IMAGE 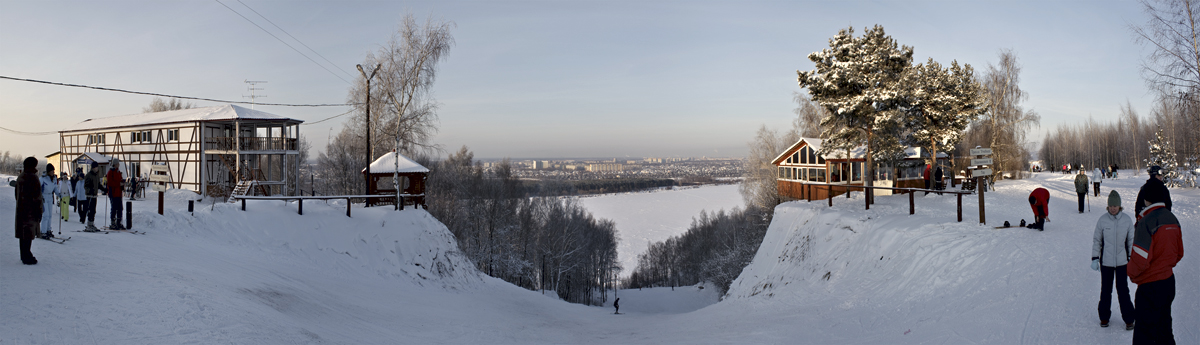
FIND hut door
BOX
[874,166,894,196]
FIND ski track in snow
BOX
[0,171,1195,344]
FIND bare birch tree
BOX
[973,50,1040,176]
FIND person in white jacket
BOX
[57,172,72,221]
[74,170,87,223]
[1091,167,1104,197]
[38,164,60,237]
[1091,190,1136,330]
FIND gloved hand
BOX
[1091,259,1100,271]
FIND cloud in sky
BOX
[0,0,1153,159]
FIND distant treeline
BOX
[426,147,619,306]
[0,151,28,175]
[623,205,771,295]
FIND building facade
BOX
[58,104,303,197]
[773,138,949,201]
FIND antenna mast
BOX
[243,80,268,109]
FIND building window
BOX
[794,152,800,165]
[168,129,179,141]
[851,162,863,182]
[809,168,826,182]
[778,167,785,179]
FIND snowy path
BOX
[1,171,1195,344]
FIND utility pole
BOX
[357,64,381,206]
[243,80,268,109]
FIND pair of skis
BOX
[39,234,70,244]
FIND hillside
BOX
[1,171,1195,344]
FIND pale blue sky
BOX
[0,0,1153,159]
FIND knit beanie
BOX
[23,157,38,170]
[1108,190,1121,207]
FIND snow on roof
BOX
[364,151,429,174]
[774,137,949,164]
[75,152,111,164]
[60,104,302,132]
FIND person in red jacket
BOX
[1027,187,1049,231]
[1128,181,1183,345]
[105,162,125,230]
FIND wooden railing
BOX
[791,182,975,222]
[205,137,297,151]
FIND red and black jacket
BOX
[1128,203,1184,285]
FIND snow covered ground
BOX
[1,171,1195,344]
[577,184,745,275]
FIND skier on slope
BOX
[14,157,43,265]
[1134,166,1172,218]
[1092,190,1135,330]
[1128,181,1183,344]
[1074,169,1089,214]
[39,164,60,238]
[83,162,102,231]
[105,161,125,230]
[1027,187,1049,231]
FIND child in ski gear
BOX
[15,157,42,265]
[1129,181,1183,344]
[1134,166,1172,217]
[58,173,71,221]
[1074,170,1089,213]
[84,162,102,230]
[1027,188,1049,230]
[74,171,86,222]
[1091,167,1103,197]
[1092,190,1135,330]
[39,164,59,237]
[105,162,125,230]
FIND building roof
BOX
[60,104,303,132]
[74,152,112,164]
[363,151,429,174]
[773,137,948,164]
[771,137,824,164]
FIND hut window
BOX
[851,162,863,182]
[778,167,785,178]
[168,129,179,141]
[792,152,799,164]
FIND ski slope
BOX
[1,171,1195,344]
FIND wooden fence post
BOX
[957,193,963,222]
[241,198,246,211]
[298,198,303,215]
[864,186,870,210]
[909,189,915,215]
[346,198,351,217]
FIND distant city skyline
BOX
[1,1,1155,160]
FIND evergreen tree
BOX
[1145,126,1181,187]
[901,58,986,168]
[798,25,913,199]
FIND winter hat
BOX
[23,157,38,170]
[1142,180,1170,204]
[46,163,54,172]
[90,162,98,169]
[1108,190,1121,207]
[1148,165,1162,176]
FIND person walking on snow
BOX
[1092,190,1135,330]
[73,170,86,222]
[1091,167,1104,197]
[58,172,71,221]
[38,164,59,237]
[1027,187,1050,231]
[105,161,125,230]
[614,298,620,314]
[1074,169,1089,214]
[1128,181,1183,345]
[14,157,43,265]
[83,162,102,231]
[1134,166,1172,217]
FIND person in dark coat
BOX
[1027,187,1050,231]
[105,162,124,230]
[1074,170,1089,214]
[1134,166,1172,217]
[14,157,43,265]
[83,162,102,230]
[933,166,944,191]
[613,298,620,314]
[1128,181,1184,344]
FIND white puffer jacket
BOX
[1092,210,1134,267]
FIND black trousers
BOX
[1133,275,1175,345]
[1078,193,1086,213]
[1099,265,1135,324]
[85,197,97,223]
[1093,182,1101,196]
[19,237,33,261]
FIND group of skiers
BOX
[13,157,129,265]
[1028,165,1182,343]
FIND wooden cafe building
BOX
[772,138,949,201]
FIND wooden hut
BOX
[362,151,429,207]
[773,138,949,201]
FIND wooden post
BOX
[978,177,985,225]
[400,196,405,210]
[828,185,833,207]
[957,193,963,222]
[864,186,870,210]
[298,198,303,215]
[126,201,132,230]
[241,198,246,211]
[909,190,915,215]
[158,191,164,215]
[346,198,351,217]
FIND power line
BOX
[214,0,352,84]
[0,126,56,136]
[234,0,356,80]
[0,75,351,107]
[301,109,356,126]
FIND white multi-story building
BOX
[57,104,304,197]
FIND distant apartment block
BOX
[586,163,624,173]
